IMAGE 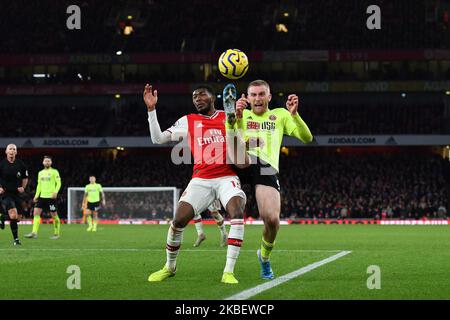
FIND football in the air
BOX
[218,49,249,80]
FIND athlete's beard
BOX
[198,103,214,116]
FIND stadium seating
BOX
[19,150,449,220]
[0,101,446,137]
[0,0,449,54]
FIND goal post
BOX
[67,187,179,224]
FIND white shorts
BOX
[208,199,222,212]
[179,176,246,215]
[194,199,222,221]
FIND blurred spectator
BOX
[438,205,447,218]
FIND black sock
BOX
[10,219,18,240]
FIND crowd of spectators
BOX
[3,61,450,86]
[0,100,446,137]
[12,150,450,221]
[0,0,449,54]
[277,152,450,220]
[0,105,110,137]
[19,151,191,220]
[305,103,446,135]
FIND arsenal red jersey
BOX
[166,110,236,179]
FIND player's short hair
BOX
[248,80,270,91]
[89,174,96,178]
[193,84,215,97]
[43,155,52,160]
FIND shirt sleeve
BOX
[282,109,298,136]
[21,161,29,179]
[166,116,188,141]
[54,170,62,193]
[148,111,182,144]
[236,109,250,131]
[282,109,313,143]
[34,172,41,199]
[98,184,103,192]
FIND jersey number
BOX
[231,180,241,189]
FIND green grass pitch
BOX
[0,224,449,300]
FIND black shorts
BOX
[87,202,101,212]
[35,198,58,213]
[1,193,23,212]
[235,155,281,192]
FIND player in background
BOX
[81,208,88,224]
[25,156,62,240]
[193,199,228,247]
[82,175,105,232]
[144,84,249,284]
[0,144,29,245]
[228,79,313,279]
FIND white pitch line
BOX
[225,250,352,300]
[0,248,343,253]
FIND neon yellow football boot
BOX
[148,265,176,282]
[221,272,239,284]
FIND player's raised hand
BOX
[143,84,158,111]
[236,93,248,119]
[286,94,299,115]
[0,187,4,194]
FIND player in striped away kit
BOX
[144,84,249,284]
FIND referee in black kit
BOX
[0,144,28,245]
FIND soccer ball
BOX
[218,49,249,80]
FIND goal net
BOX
[67,187,179,224]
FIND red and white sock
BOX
[224,219,244,273]
[165,222,184,271]
[194,217,204,236]
[214,213,227,234]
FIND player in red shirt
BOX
[144,84,248,284]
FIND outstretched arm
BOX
[285,94,313,143]
[148,111,172,144]
[143,84,172,144]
